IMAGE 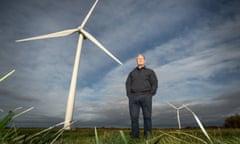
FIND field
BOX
[14,127,240,144]
[1,110,240,143]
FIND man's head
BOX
[136,54,145,68]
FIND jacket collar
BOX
[136,66,146,70]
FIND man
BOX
[125,54,158,138]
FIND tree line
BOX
[224,114,240,128]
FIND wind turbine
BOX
[16,0,122,130]
[167,102,186,129]
[168,103,213,143]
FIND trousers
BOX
[128,95,152,138]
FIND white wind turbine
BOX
[167,102,186,129]
[16,0,122,130]
[168,103,213,143]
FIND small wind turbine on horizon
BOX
[16,0,122,130]
[167,103,213,143]
[167,102,187,129]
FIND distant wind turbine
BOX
[16,0,122,130]
[167,102,186,129]
[168,103,213,143]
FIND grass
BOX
[1,110,240,143]
[10,127,240,144]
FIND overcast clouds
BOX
[0,0,240,128]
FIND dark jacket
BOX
[126,66,158,97]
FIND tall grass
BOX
[90,128,240,144]
[1,111,240,144]
[1,69,65,143]
[0,108,65,144]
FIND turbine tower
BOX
[16,0,122,130]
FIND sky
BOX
[0,0,240,128]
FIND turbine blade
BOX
[16,28,78,42]
[81,29,122,65]
[167,102,178,109]
[80,0,99,28]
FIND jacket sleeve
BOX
[150,70,158,96]
[125,73,132,96]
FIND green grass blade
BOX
[183,105,213,144]
[0,111,14,132]
[25,121,64,141]
[158,130,189,144]
[12,134,25,143]
[0,69,15,83]
[12,107,34,119]
[174,131,208,144]
[120,130,128,144]
[148,135,163,144]
[50,128,65,144]
[94,127,99,144]
[1,127,16,140]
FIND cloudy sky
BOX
[0,0,240,128]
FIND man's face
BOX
[136,55,145,67]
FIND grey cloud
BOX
[0,88,39,102]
